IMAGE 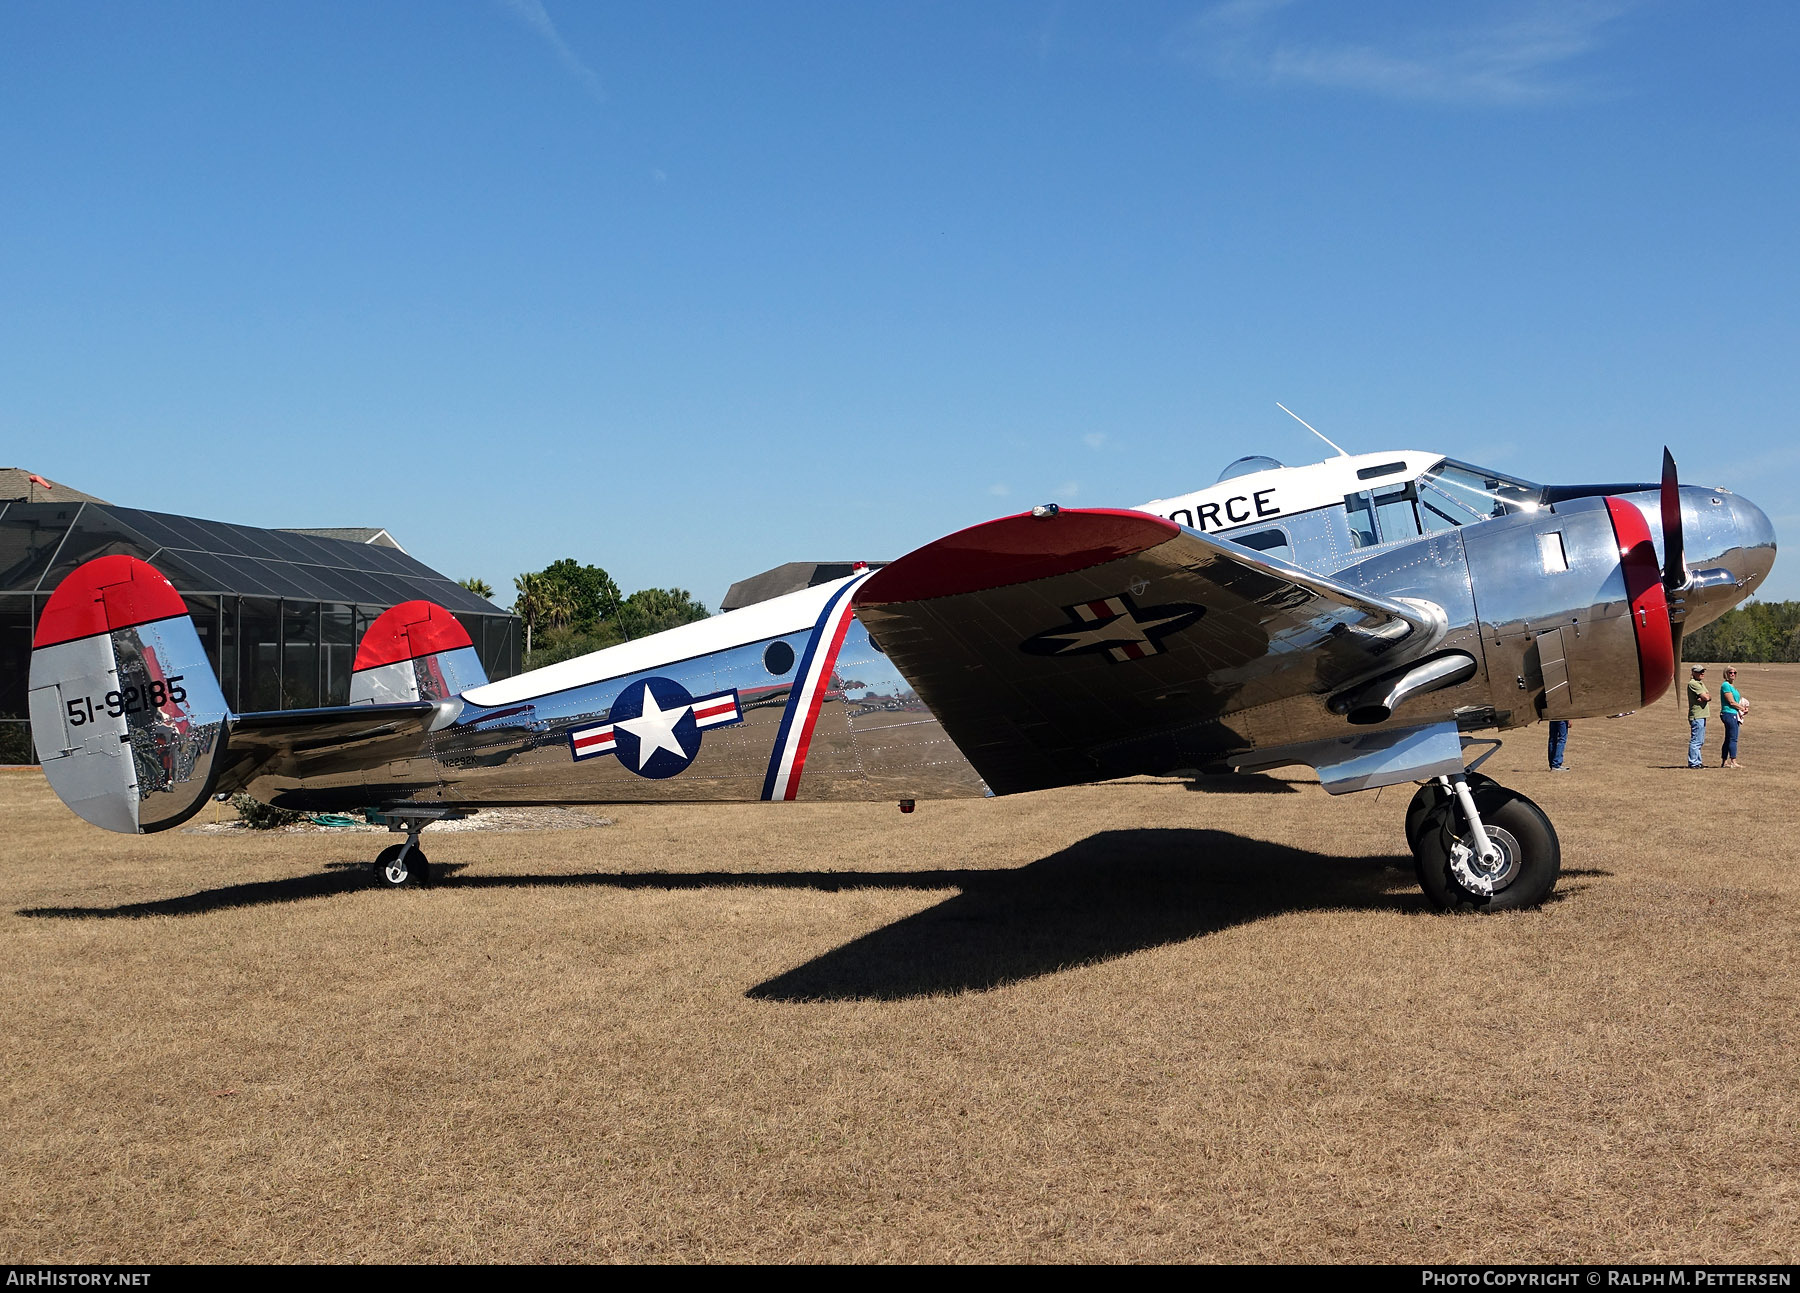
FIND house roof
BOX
[720,561,887,612]
[279,527,405,551]
[0,469,108,505]
[0,499,499,614]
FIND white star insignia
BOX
[615,689,692,769]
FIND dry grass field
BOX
[2,668,1798,1263]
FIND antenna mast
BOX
[1276,403,1350,458]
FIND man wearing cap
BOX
[1686,665,1711,770]
[1719,666,1749,768]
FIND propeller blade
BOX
[1660,446,1686,592]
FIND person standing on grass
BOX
[1719,666,1749,768]
[1686,664,1711,769]
[1547,719,1570,771]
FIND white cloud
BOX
[498,0,605,101]
[1177,0,1631,106]
[988,482,1012,496]
[1054,480,1081,500]
[1083,432,1108,451]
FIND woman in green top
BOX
[1719,666,1748,768]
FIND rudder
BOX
[27,555,232,833]
[349,601,488,704]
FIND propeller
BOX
[1660,447,1686,594]
[1660,446,1688,665]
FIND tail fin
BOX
[349,601,488,704]
[27,555,231,833]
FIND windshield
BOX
[1417,459,1543,526]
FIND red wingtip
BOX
[32,555,190,649]
[352,600,472,672]
[855,508,1180,604]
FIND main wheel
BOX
[1404,772,1497,856]
[373,843,431,888]
[1415,781,1559,911]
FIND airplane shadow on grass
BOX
[20,829,1447,1000]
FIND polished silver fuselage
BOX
[230,483,1774,813]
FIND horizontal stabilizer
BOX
[211,702,440,800]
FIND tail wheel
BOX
[373,843,431,889]
[1404,772,1497,857]
[1415,781,1560,912]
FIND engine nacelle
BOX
[1463,496,1673,727]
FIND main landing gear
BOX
[1404,772,1560,911]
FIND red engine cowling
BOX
[1604,497,1675,707]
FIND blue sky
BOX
[4,1,1797,605]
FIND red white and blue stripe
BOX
[760,572,873,801]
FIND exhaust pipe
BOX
[1329,651,1478,726]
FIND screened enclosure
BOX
[0,500,519,763]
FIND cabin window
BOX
[1373,485,1422,543]
[1234,527,1293,564]
[1344,493,1378,549]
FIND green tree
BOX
[616,587,710,639]
[458,577,495,601]
[536,558,624,632]
[1682,601,1800,664]
[521,623,623,668]
[515,571,584,664]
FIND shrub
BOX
[0,723,34,765]
[231,794,307,830]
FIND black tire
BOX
[1415,781,1560,912]
[373,842,430,889]
[1404,772,1497,857]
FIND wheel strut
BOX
[1440,772,1501,895]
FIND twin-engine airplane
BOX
[27,446,1774,911]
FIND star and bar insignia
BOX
[1020,593,1205,663]
[569,677,743,779]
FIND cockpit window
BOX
[1418,460,1542,525]
[1373,484,1421,542]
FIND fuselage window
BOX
[1233,527,1293,564]
[1356,461,1408,481]
[1344,493,1378,549]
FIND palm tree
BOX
[541,583,578,631]
[513,573,547,658]
[514,573,579,661]
[458,577,495,601]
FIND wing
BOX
[851,508,1443,794]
